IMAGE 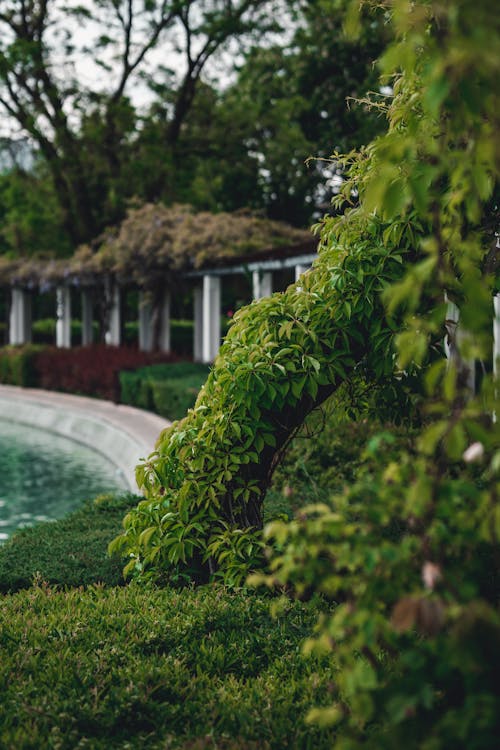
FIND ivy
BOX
[110,7,499,744]
[110,221,411,580]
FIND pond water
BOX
[0,418,127,542]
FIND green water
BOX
[0,418,127,541]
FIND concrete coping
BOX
[0,385,169,492]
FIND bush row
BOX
[30,317,196,353]
[119,362,210,421]
[0,344,180,401]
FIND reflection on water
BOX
[0,418,127,541]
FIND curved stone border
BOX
[0,385,169,492]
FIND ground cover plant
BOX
[0,583,338,750]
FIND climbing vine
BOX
[111,0,499,605]
[109,221,413,583]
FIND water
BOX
[0,418,127,541]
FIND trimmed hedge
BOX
[0,494,139,593]
[32,317,100,345]
[120,362,210,420]
[0,344,180,400]
[0,582,336,749]
[0,344,44,386]
[125,318,195,354]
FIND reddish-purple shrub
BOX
[33,345,181,401]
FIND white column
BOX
[158,290,171,352]
[445,299,475,392]
[193,285,203,362]
[105,283,121,346]
[295,264,309,282]
[56,286,71,348]
[9,288,32,345]
[252,270,272,299]
[202,274,221,363]
[138,292,153,352]
[81,289,93,346]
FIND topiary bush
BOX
[0,493,139,593]
[119,362,209,419]
[110,229,407,583]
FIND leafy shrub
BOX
[0,583,337,749]
[33,344,179,400]
[253,425,500,748]
[111,218,407,581]
[119,362,210,420]
[171,318,195,355]
[110,1,498,747]
[249,0,500,747]
[149,376,207,421]
[267,389,415,515]
[0,493,139,592]
[0,344,45,386]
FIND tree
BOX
[111,0,499,743]
[0,164,71,257]
[165,0,389,224]
[221,0,389,224]
[0,0,280,247]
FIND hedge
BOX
[0,493,139,593]
[119,362,210,420]
[0,582,337,749]
[0,344,180,400]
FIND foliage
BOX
[248,0,500,746]
[124,319,194,354]
[253,429,500,748]
[0,202,312,290]
[0,343,44,386]
[111,0,499,745]
[0,494,139,593]
[267,394,415,515]
[110,223,407,581]
[120,362,210,421]
[0,582,337,749]
[31,317,100,346]
[90,202,313,290]
[211,0,388,224]
[0,0,281,246]
[0,344,178,398]
[0,166,71,257]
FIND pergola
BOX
[1,204,318,363]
